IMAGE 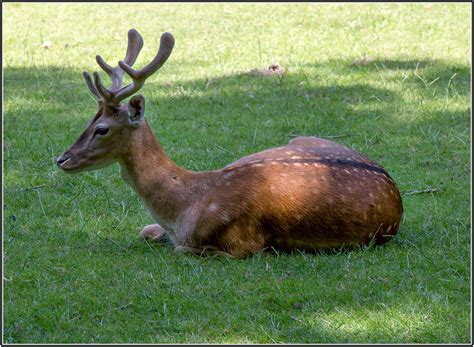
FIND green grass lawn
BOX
[3,3,471,344]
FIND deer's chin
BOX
[61,158,115,174]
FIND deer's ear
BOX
[128,94,145,127]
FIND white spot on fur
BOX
[291,156,302,159]
[221,213,230,223]
[208,203,219,212]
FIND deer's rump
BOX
[197,145,403,255]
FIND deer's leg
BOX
[174,206,262,258]
[173,245,234,258]
[181,222,264,259]
[140,224,170,243]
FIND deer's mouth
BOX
[60,160,80,173]
[59,154,115,173]
[58,157,71,168]
[58,157,83,173]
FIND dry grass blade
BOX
[403,188,442,196]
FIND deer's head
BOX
[57,29,174,173]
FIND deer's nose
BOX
[56,155,70,167]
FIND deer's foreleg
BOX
[140,224,170,243]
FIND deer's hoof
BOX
[140,224,169,243]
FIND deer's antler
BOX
[83,29,174,106]
[83,29,143,103]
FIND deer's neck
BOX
[118,121,195,228]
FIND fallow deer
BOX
[57,29,403,258]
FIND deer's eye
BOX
[94,127,110,136]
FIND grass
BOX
[2,2,471,344]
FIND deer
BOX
[57,29,403,258]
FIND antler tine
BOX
[82,71,102,100]
[94,29,144,91]
[111,32,175,103]
[93,71,113,100]
[95,55,122,90]
[123,29,144,66]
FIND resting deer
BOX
[57,29,403,258]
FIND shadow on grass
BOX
[3,57,471,343]
[4,58,470,173]
[4,57,469,130]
